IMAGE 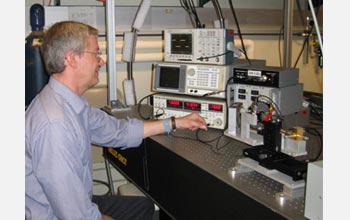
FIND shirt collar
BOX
[48,76,88,114]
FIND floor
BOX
[92,162,127,196]
[92,162,160,220]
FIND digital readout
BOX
[209,104,223,112]
[184,102,201,111]
[167,99,183,109]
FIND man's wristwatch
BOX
[170,116,176,131]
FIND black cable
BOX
[305,127,323,162]
[211,0,225,28]
[293,28,312,68]
[179,0,203,28]
[197,50,232,61]
[309,121,323,127]
[304,91,323,122]
[167,131,224,155]
[309,103,323,121]
[279,0,321,68]
[189,0,203,28]
[293,5,321,68]
[202,90,226,97]
[180,0,196,28]
[228,0,251,64]
[254,94,287,130]
[137,92,163,120]
[92,179,111,196]
[215,134,232,152]
[195,129,230,154]
[255,95,283,118]
[195,129,220,143]
[296,0,307,28]
[278,26,284,67]
[224,76,235,130]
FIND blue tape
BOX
[163,118,171,135]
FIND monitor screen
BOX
[159,66,180,89]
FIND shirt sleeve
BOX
[88,107,144,148]
[32,122,101,220]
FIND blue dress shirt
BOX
[25,77,144,220]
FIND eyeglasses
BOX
[83,50,102,60]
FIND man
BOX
[25,21,207,220]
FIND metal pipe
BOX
[105,0,117,104]
[104,157,115,195]
[307,0,323,55]
[283,0,294,68]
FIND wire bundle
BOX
[179,0,204,28]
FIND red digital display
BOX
[209,104,223,112]
[167,99,183,109]
[184,102,201,111]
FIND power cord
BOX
[137,92,163,120]
[179,0,204,28]
[197,51,232,62]
[195,129,232,154]
[228,0,251,64]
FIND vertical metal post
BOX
[283,0,294,68]
[104,157,115,195]
[105,0,129,110]
[105,0,117,105]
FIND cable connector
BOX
[226,42,242,57]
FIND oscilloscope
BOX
[163,28,235,65]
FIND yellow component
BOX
[280,127,305,141]
[287,127,305,141]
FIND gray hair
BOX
[41,21,98,75]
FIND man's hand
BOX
[176,112,208,131]
[101,214,114,220]
[143,112,208,138]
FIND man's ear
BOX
[64,51,80,69]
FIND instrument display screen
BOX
[167,99,183,109]
[184,101,201,111]
[171,33,192,55]
[159,66,180,89]
[209,104,223,112]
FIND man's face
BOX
[79,35,105,90]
